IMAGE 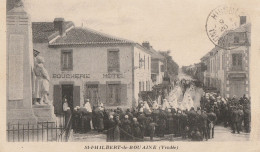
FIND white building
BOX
[32,18,152,113]
[141,42,165,86]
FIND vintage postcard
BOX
[1,0,260,152]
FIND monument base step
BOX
[33,104,57,122]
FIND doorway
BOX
[62,84,73,109]
[230,80,245,98]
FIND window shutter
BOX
[61,53,64,70]
[222,54,225,70]
[73,86,80,107]
[139,53,141,68]
[53,85,62,114]
[238,54,242,66]
[68,52,73,70]
[232,54,236,66]
[120,84,127,104]
[98,84,106,106]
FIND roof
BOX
[32,21,74,43]
[49,27,135,46]
[218,23,251,46]
[200,46,220,61]
[149,48,165,60]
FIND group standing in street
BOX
[62,78,250,142]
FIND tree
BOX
[158,50,179,77]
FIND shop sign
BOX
[52,74,90,79]
[103,73,124,78]
[228,73,246,80]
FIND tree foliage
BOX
[158,50,179,76]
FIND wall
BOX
[151,59,164,85]
[133,46,152,106]
[224,46,250,98]
[202,45,250,98]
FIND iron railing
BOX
[6,114,73,142]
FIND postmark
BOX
[206,5,248,50]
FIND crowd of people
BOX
[62,79,251,142]
[200,93,251,134]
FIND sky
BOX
[23,0,257,66]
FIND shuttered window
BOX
[61,50,73,71]
[232,53,243,71]
[108,49,120,72]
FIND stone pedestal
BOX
[33,105,57,122]
[6,5,37,124]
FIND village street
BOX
[70,71,250,142]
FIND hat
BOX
[125,115,129,119]
[133,118,137,121]
[109,115,113,119]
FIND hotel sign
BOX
[103,73,124,78]
[52,74,90,79]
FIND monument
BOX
[7,0,55,124]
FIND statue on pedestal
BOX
[33,56,50,105]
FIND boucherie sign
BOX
[52,74,90,79]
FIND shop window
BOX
[108,49,120,72]
[61,50,73,71]
[232,53,243,71]
[85,84,99,106]
[107,84,120,105]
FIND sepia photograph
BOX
[4,0,259,146]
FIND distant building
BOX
[201,16,250,98]
[142,42,165,86]
[32,18,152,113]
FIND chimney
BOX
[54,18,65,36]
[142,41,151,49]
[240,16,246,26]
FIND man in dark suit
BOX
[207,109,217,138]
[231,107,240,134]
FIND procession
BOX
[6,0,252,143]
[63,78,251,142]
